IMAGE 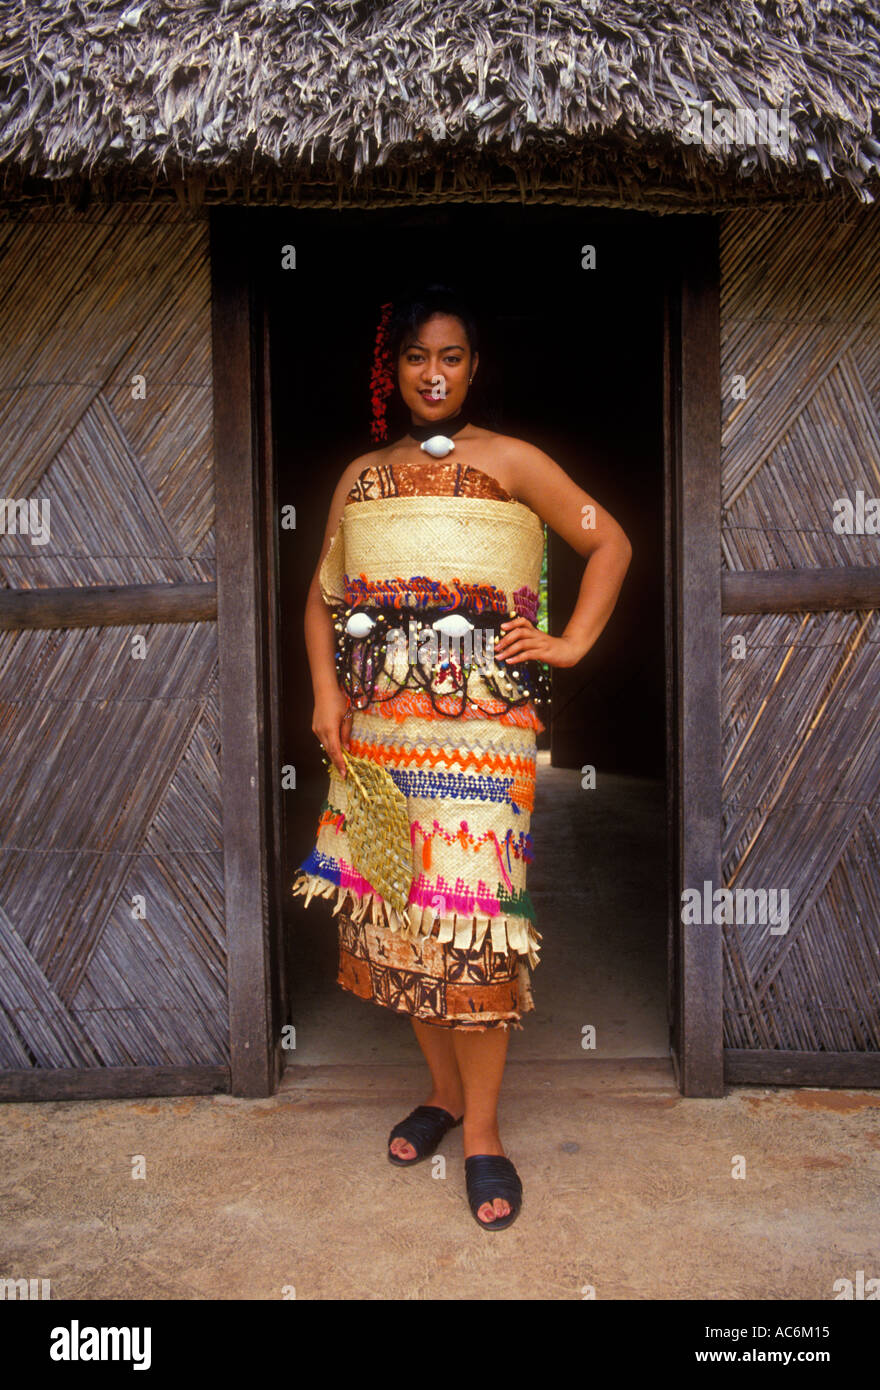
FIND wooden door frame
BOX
[664,214,725,1098]
[210,204,727,1099]
[211,208,287,1097]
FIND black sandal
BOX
[387,1105,463,1166]
[465,1154,523,1230]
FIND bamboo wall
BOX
[0,204,226,1070]
[720,203,880,1051]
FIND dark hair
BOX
[387,283,480,363]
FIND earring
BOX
[468,376,473,384]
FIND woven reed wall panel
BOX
[721,204,880,1052]
[0,623,226,1068]
[0,204,213,587]
[721,204,880,571]
[0,206,226,1070]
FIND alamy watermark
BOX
[680,95,791,157]
[832,489,880,534]
[0,497,50,546]
[50,1320,151,1370]
[385,619,496,671]
[1,1275,51,1299]
[681,880,790,935]
[833,1270,880,1299]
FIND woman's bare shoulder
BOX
[479,429,544,460]
[467,428,557,494]
[483,431,573,481]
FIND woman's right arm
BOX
[304,456,375,779]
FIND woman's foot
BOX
[463,1123,511,1223]
[465,1152,522,1230]
[388,1092,464,1161]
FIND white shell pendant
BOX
[432,613,475,636]
[420,436,455,459]
[345,611,376,637]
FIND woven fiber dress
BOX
[292,457,546,1030]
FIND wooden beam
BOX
[723,567,880,614]
[663,264,681,1092]
[725,1051,880,1087]
[667,216,725,1098]
[0,1065,228,1101]
[257,283,289,1092]
[0,581,216,630]
[211,207,277,1098]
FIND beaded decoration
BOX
[331,599,551,717]
[386,766,522,807]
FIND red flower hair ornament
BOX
[369,301,395,443]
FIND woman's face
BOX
[397,313,478,426]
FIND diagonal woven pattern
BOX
[340,747,414,921]
[0,204,225,1070]
[721,203,880,1051]
[0,203,214,588]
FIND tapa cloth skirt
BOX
[292,686,543,1031]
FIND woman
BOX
[292,285,631,1230]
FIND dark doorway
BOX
[263,204,667,1066]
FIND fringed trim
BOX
[291,869,542,969]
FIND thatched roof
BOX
[1,0,879,211]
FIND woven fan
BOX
[342,748,414,918]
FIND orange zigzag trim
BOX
[348,736,535,779]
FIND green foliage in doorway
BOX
[537,524,548,632]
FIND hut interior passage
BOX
[270,204,668,1064]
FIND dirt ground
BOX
[2,1057,879,1301]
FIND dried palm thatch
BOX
[0,0,878,212]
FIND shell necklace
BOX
[407,412,470,459]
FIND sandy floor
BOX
[2,1057,879,1300]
